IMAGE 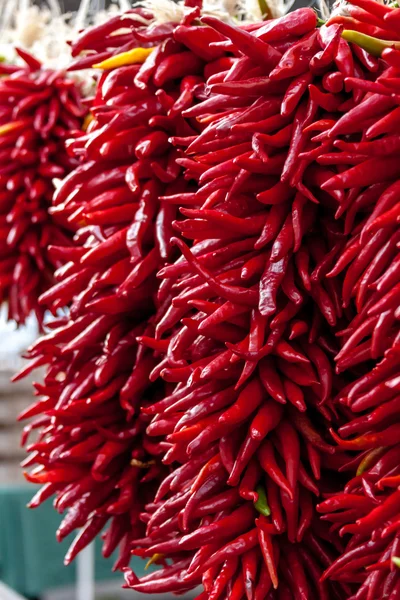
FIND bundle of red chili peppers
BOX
[17,0,400,597]
[0,48,85,325]
[16,4,227,570]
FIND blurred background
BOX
[64,0,108,7]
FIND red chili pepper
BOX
[259,254,289,316]
[257,524,278,589]
[259,440,293,498]
[228,400,283,485]
[270,31,320,81]
[256,8,317,41]
[202,16,281,70]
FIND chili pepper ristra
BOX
[0,49,85,325]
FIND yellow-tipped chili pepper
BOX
[145,553,164,570]
[0,120,27,136]
[93,47,155,69]
[392,557,400,569]
[342,30,400,57]
[356,447,386,476]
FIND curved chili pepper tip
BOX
[145,553,164,569]
[123,569,139,586]
[16,47,42,69]
[93,47,155,69]
[341,30,400,57]
[329,428,345,446]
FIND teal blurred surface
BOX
[0,485,131,598]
